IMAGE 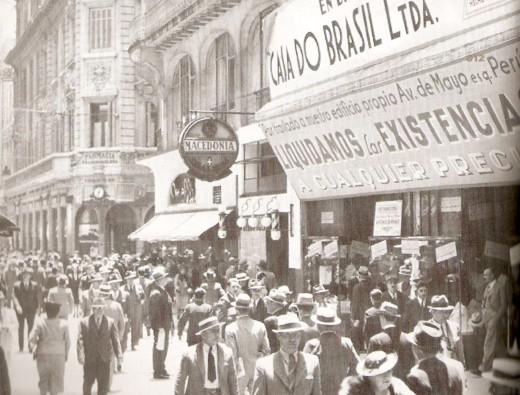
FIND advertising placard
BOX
[435,242,458,263]
[373,201,402,236]
[441,196,462,213]
[258,41,520,200]
[371,240,388,259]
[351,240,370,258]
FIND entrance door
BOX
[105,205,136,254]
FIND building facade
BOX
[4,0,157,257]
[128,0,302,286]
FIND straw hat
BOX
[234,293,251,311]
[482,358,520,389]
[272,314,305,333]
[428,295,454,311]
[357,266,371,280]
[407,321,442,352]
[312,284,329,296]
[312,307,341,326]
[379,302,401,318]
[295,293,314,307]
[151,266,167,281]
[265,289,286,305]
[196,316,222,336]
[356,351,398,377]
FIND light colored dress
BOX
[47,286,75,319]
[29,316,70,395]
[0,305,18,363]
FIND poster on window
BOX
[373,201,402,237]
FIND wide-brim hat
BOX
[91,297,106,308]
[357,351,398,377]
[357,266,371,280]
[470,311,484,327]
[235,293,252,311]
[248,279,264,290]
[407,321,442,351]
[295,293,314,307]
[265,289,286,305]
[273,314,305,333]
[312,307,341,326]
[379,302,401,318]
[152,266,167,281]
[196,316,222,336]
[482,358,520,389]
[235,272,250,283]
[278,285,293,296]
[203,269,216,279]
[428,295,454,311]
[312,284,329,296]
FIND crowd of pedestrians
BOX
[0,247,518,395]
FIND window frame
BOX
[88,6,113,51]
[172,55,195,129]
[242,141,286,196]
[89,102,111,148]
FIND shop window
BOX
[89,103,111,147]
[89,7,112,50]
[243,141,286,195]
[207,33,235,119]
[172,55,194,130]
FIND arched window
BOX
[172,55,195,130]
[207,33,236,118]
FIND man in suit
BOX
[225,293,270,394]
[382,273,407,314]
[350,266,373,351]
[175,316,238,395]
[257,260,276,291]
[402,281,431,332]
[368,302,414,380]
[428,294,464,363]
[303,307,358,395]
[263,289,287,352]
[406,321,466,395]
[12,267,41,352]
[249,280,268,323]
[77,296,122,395]
[121,271,144,350]
[295,293,319,351]
[479,267,507,372]
[363,288,383,347]
[147,266,173,379]
[178,287,212,346]
[253,314,321,395]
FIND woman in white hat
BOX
[339,351,414,395]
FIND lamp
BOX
[248,216,258,228]
[218,205,227,239]
[236,216,247,228]
[260,213,272,228]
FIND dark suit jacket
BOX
[407,355,465,395]
[177,302,212,345]
[351,281,372,323]
[250,297,268,323]
[382,290,407,314]
[253,351,321,395]
[368,327,414,380]
[174,342,238,395]
[363,306,382,345]
[263,309,285,353]
[78,315,122,364]
[402,298,431,332]
[148,282,173,330]
[13,280,40,314]
[0,346,10,395]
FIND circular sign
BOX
[179,117,239,182]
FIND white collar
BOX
[279,349,298,364]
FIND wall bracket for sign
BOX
[189,109,255,116]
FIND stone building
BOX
[4,0,157,257]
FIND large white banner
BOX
[258,41,520,200]
[266,0,518,98]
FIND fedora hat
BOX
[235,272,250,283]
[295,293,314,307]
[470,311,484,327]
[312,284,329,296]
[312,307,341,326]
[428,295,454,311]
[151,266,167,281]
[248,279,264,290]
[407,321,442,351]
[357,351,398,377]
[203,269,216,279]
[278,285,292,296]
[265,289,286,305]
[357,266,370,280]
[482,358,520,389]
[235,293,251,311]
[398,266,412,277]
[196,316,222,336]
[273,314,305,333]
[379,302,401,318]
[193,287,206,300]
[91,297,106,308]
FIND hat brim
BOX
[482,372,520,389]
[357,352,398,377]
[313,290,329,295]
[195,322,222,336]
[311,315,342,326]
[125,275,137,280]
[273,325,305,334]
[107,279,122,284]
[428,305,454,311]
[265,296,285,305]
[296,302,315,307]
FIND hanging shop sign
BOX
[258,41,520,200]
[371,240,388,259]
[179,117,239,182]
[435,241,457,262]
[373,200,402,237]
[266,0,517,99]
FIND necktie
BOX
[443,324,451,349]
[288,354,297,389]
[208,346,216,382]
[96,317,102,329]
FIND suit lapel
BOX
[293,352,307,389]
[217,344,226,386]
[273,352,291,391]
[196,343,205,380]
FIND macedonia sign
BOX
[179,117,239,182]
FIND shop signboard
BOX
[373,200,402,236]
[401,239,428,255]
[258,41,520,200]
[441,196,462,213]
[510,243,520,266]
[321,211,334,224]
[179,117,239,182]
[435,241,457,262]
[266,0,517,99]
[371,240,388,259]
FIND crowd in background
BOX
[0,246,518,395]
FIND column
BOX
[66,202,74,255]
[41,208,48,252]
[47,204,55,252]
[56,200,63,254]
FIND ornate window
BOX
[89,7,112,50]
[207,33,236,118]
[172,55,195,130]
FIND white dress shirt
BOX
[279,349,298,377]
[203,343,219,389]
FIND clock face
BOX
[93,186,105,199]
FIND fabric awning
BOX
[0,214,19,236]
[128,210,220,242]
